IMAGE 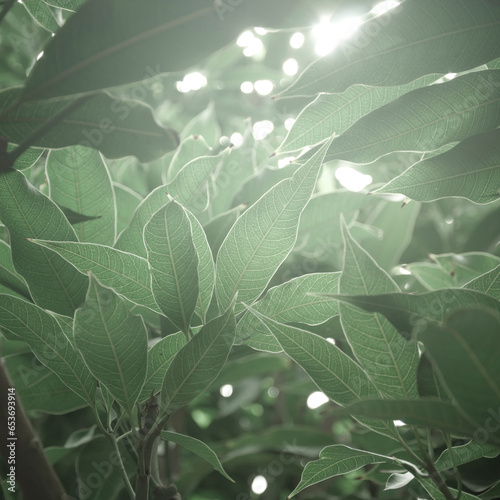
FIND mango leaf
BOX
[418,308,500,442]
[139,332,186,403]
[278,75,437,154]
[434,441,499,472]
[167,148,231,215]
[416,476,482,500]
[113,183,142,234]
[22,0,298,101]
[5,353,88,414]
[376,129,500,204]
[237,272,341,351]
[480,481,500,500]
[56,205,101,225]
[203,204,245,258]
[339,221,419,399]
[288,445,392,498]
[42,0,84,11]
[47,146,116,245]
[341,399,477,438]
[323,70,500,164]
[144,200,199,335]
[0,241,31,301]
[160,300,236,415]
[278,0,500,97]
[166,135,212,182]
[243,306,396,438]
[464,264,500,300]
[215,138,332,313]
[0,169,88,316]
[417,354,448,400]
[29,240,161,313]
[23,0,61,33]
[0,294,96,406]
[160,431,233,482]
[74,275,147,415]
[7,145,43,171]
[180,102,221,147]
[0,88,178,162]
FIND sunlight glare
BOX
[307,391,329,409]
[237,30,255,47]
[335,166,372,192]
[290,32,305,49]
[283,58,299,76]
[284,118,296,131]
[251,476,268,494]
[240,81,254,94]
[371,1,400,15]
[253,120,274,140]
[220,384,233,397]
[230,132,244,148]
[254,80,273,96]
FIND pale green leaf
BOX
[180,102,221,147]
[203,204,245,258]
[464,264,500,300]
[113,182,142,234]
[42,0,84,11]
[74,275,147,415]
[0,241,30,301]
[22,0,61,33]
[166,135,211,183]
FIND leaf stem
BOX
[108,432,135,500]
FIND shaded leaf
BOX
[56,204,102,225]
[0,241,31,300]
[434,441,499,472]
[465,264,500,300]
[417,354,449,400]
[113,183,142,234]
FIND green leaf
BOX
[23,0,61,33]
[180,102,221,147]
[0,241,31,300]
[418,308,500,441]
[56,204,102,225]
[288,445,391,498]
[7,145,43,171]
[376,129,500,204]
[278,75,437,154]
[160,300,236,415]
[41,0,84,11]
[417,354,448,400]
[0,169,88,316]
[339,221,419,399]
[323,70,500,164]
[0,294,95,406]
[278,0,500,97]
[416,476,482,500]
[74,275,147,415]
[47,146,116,245]
[139,332,186,403]
[434,441,499,472]
[160,431,233,482]
[166,135,212,183]
[215,138,332,313]
[144,200,199,335]
[342,399,477,437]
[480,480,500,500]
[29,240,161,313]
[237,272,341,352]
[5,353,88,414]
[22,0,295,101]
[0,88,178,162]
[243,306,395,438]
[113,183,142,235]
[465,264,500,300]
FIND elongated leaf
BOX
[215,138,332,313]
[166,135,212,183]
[180,102,221,147]
[237,272,341,351]
[161,300,236,415]
[339,222,419,399]
[160,431,233,482]
[145,200,199,335]
[74,275,147,414]
[465,264,500,300]
[376,128,500,204]
[278,75,437,154]
[417,354,448,400]
[113,183,142,234]
[419,309,500,441]
[480,481,500,500]
[203,204,245,258]
[243,306,395,438]
[22,0,297,101]
[167,148,231,215]
[288,445,392,498]
[323,70,500,164]
[5,353,87,414]
[42,0,84,11]
[47,146,116,245]
[0,169,88,315]
[434,441,499,472]
[30,240,161,313]
[0,241,30,300]
[0,88,178,162]
[278,0,500,97]
[139,332,186,403]
[23,0,61,33]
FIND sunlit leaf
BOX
[464,264,500,300]
[166,135,212,183]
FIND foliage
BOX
[0,0,500,499]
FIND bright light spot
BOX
[184,72,207,91]
[36,51,44,61]
[307,391,329,409]
[253,120,274,140]
[290,32,305,49]
[251,476,268,494]
[230,132,244,148]
[326,338,336,345]
[278,156,296,168]
[394,420,406,427]
[254,80,274,96]
[336,17,363,39]
[395,266,412,276]
[191,409,212,428]
[237,30,255,47]
[335,166,372,192]
[243,37,264,57]
[220,384,233,397]
[445,72,457,80]
[284,118,296,131]
[445,217,454,225]
[176,80,190,93]
[254,27,268,35]
[268,386,279,398]
[313,16,362,56]
[240,81,254,94]
[283,58,299,76]
[371,1,400,15]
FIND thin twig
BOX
[109,432,135,500]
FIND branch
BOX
[0,358,67,500]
